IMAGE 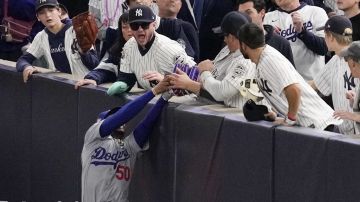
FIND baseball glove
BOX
[72,11,98,53]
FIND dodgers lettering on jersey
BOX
[81,122,146,202]
[120,32,195,90]
[314,55,358,135]
[256,45,342,129]
[264,4,328,80]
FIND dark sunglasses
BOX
[130,22,151,31]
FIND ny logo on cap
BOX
[39,0,47,3]
[135,9,143,17]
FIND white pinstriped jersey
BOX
[27,28,90,78]
[82,121,147,202]
[256,45,342,129]
[200,46,269,109]
[264,5,328,80]
[353,86,360,134]
[314,55,358,134]
[121,32,196,90]
[88,0,127,29]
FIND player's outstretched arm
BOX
[100,77,171,137]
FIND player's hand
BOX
[333,110,360,122]
[291,12,304,33]
[142,71,164,83]
[346,91,355,106]
[152,76,171,95]
[75,79,97,89]
[167,68,193,90]
[23,66,38,83]
[197,59,214,74]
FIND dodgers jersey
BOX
[264,4,328,80]
[120,32,196,90]
[81,121,147,202]
[314,55,358,135]
[200,46,268,109]
[256,45,342,129]
[27,27,90,78]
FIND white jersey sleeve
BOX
[200,71,238,102]
[83,121,107,147]
[119,39,134,74]
[27,31,45,59]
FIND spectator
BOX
[337,0,360,41]
[264,0,328,80]
[75,12,132,88]
[237,23,342,130]
[168,11,273,114]
[237,0,295,66]
[82,77,172,202]
[16,0,99,82]
[334,41,360,133]
[156,0,199,61]
[0,0,36,62]
[311,15,357,135]
[106,5,195,95]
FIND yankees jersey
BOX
[88,0,127,29]
[314,55,358,134]
[82,121,147,202]
[264,4,328,80]
[200,47,267,108]
[120,32,196,90]
[256,45,342,129]
[20,24,95,78]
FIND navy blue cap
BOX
[212,11,251,36]
[36,0,59,12]
[128,5,156,24]
[317,15,353,36]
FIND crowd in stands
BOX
[1,0,360,201]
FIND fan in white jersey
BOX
[167,11,273,118]
[238,23,342,129]
[310,15,357,134]
[82,78,172,202]
[16,0,99,82]
[334,41,360,134]
[106,5,195,96]
[263,0,328,80]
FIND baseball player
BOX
[106,5,195,95]
[16,0,99,82]
[334,41,360,134]
[82,77,172,202]
[238,23,342,129]
[263,0,328,80]
[169,11,272,112]
[310,15,357,135]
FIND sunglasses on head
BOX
[130,22,151,30]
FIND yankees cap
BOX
[128,5,156,24]
[339,41,360,62]
[317,15,353,36]
[243,99,269,121]
[212,11,251,36]
[36,0,59,12]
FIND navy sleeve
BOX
[297,29,328,55]
[16,53,36,72]
[117,71,137,92]
[282,41,295,67]
[80,49,100,70]
[133,97,168,148]
[99,91,155,137]
[84,69,117,84]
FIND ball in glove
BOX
[72,11,98,53]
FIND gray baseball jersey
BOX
[314,55,358,134]
[120,32,196,90]
[264,4,328,80]
[200,46,268,108]
[27,28,90,78]
[256,45,342,129]
[81,121,147,202]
